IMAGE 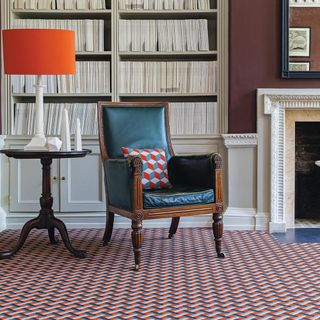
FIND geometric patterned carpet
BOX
[0,228,320,319]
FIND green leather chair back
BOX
[98,103,174,159]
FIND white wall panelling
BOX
[222,134,267,231]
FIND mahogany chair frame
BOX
[98,102,224,270]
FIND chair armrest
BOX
[104,157,143,212]
[167,153,223,205]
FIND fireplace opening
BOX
[295,122,320,220]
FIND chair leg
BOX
[168,217,180,239]
[213,213,225,258]
[103,211,114,246]
[131,220,143,271]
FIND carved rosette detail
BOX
[131,157,142,176]
[133,209,144,222]
[211,153,222,169]
[215,203,223,214]
[128,156,143,176]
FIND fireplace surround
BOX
[257,89,320,232]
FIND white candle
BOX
[61,109,71,151]
[75,118,82,151]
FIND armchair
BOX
[98,102,224,270]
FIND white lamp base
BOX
[24,136,48,151]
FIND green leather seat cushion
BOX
[143,187,214,209]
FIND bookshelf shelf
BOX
[118,9,217,19]
[12,93,112,98]
[76,51,112,57]
[12,9,112,18]
[119,51,218,59]
[119,93,218,97]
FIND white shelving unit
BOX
[0,0,228,227]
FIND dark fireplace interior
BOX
[295,122,320,219]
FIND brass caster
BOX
[217,252,225,258]
[0,251,13,259]
[134,264,140,271]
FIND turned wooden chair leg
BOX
[131,220,143,271]
[168,217,180,239]
[103,211,114,246]
[213,213,225,258]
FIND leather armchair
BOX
[98,102,224,270]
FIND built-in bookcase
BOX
[116,0,222,136]
[0,0,228,220]
[1,0,228,140]
[2,0,113,137]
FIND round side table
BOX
[0,149,92,259]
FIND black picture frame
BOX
[289,27,310,58]
[281,0,319,78]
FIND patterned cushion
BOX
[121,147,171,190]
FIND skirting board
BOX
[3,207,268,231]
[0,136,5,232]
[0,207,6,232]
[269,222,287,233]
[224,207,269,231]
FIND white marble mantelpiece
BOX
[257,89,320,232]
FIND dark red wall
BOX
[229,0,320,133]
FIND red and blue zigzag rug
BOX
[0,228,320,319]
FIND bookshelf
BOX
[0,0,228,220]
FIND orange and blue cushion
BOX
[121,147,171,190]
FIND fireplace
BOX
[295,122,320,219]
[257,89,320,232]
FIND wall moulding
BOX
[257,89,320,233]
[222,133,258,148]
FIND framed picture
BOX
[289,62,310,71]
[289,27,310,57]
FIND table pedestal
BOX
[0,157,85,259]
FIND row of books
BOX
[119,19,209,52]
[119,61,217,93]
[169,102,218,135]
[14,103,98,136]
[12,61,111,94]
[13,102,217,136]
[13,0,107,10]
[118,0,211,10]
[13,19,105,52]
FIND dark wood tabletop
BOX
[0,149,91,159]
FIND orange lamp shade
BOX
[2,29,76,75]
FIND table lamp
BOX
[2,29,76,150]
